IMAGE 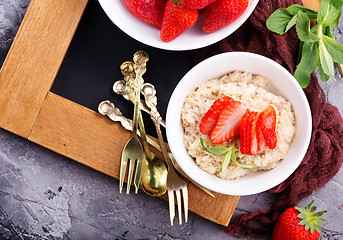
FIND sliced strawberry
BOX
[240,109,260,155]
[258,105,277,149]
[212,96,235,109]
[210,99,245,144]
[199,96,237,135]
[248,111,259,155]
[239,109,250,154]
[199,107,221,135]
[256,123,266,152]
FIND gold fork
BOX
[141,82,189,226]
[120,52,168,197]
[112,80,215,198]
[119,61,144,194]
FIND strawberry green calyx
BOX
[170,0,183,7]
[295,201,327,234]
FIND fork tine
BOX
[134,159,143,194]
[119,157,128,194]
[182,187,188,223]
[175,190,182,225]
[168,190,175,226]
[126,158,136,194]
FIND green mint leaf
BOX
[219,148,232,171]
[266,9,293,34]
[200,138,255,171]
[319,40,335,78]
[286,4,318,19]
[310,24,318,34]
[317,0,330,23]
[266,5,317,35]
[318,61,330,82]
[323,25,334,38]
[200,137,230,156]
[231,150,254,170]
[285,14,297,32]
[296,11,320,42]
[322,35,343,64]
[317,0,343,26]
[294,41,319,88]
[296,41,304,65]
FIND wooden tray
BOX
[0,0,320,227]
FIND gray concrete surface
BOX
[0,0,342,239]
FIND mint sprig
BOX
[200,137,232,156]
[200,137,254,171]
[266,0,343,88]
[220,150,233,171]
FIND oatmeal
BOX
[181,71,296,180]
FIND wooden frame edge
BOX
[28,91,239,226]
[0,0,89,138]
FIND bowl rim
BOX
[97,0,259,51]
[165,52,312,196]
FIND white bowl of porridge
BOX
[165,52,312,196]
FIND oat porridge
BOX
[181,71,296,180]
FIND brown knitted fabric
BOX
[192,0,343,238]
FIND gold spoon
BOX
[99,100,215,198]
[113,80,215,197]
[121,53,168,197]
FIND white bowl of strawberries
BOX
[98,0,259,50]
[166,52,312,196]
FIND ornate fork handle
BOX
[121,61,140,135]
[142,83,189,225]
[141,83,169,165]
[122,53,153,160]
[113,80,166,128]
[119,61,144,194]
[98,100,133,132]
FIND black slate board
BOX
[51,0,194,137]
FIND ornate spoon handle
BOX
[141,83,171,165]
[140,83,215,197]
[113,80,166,129]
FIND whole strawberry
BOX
[123,0,167,29]
[202,0,249,33]
[176,0,217,9]
[160,1,199,42]
[272,201,326,240]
